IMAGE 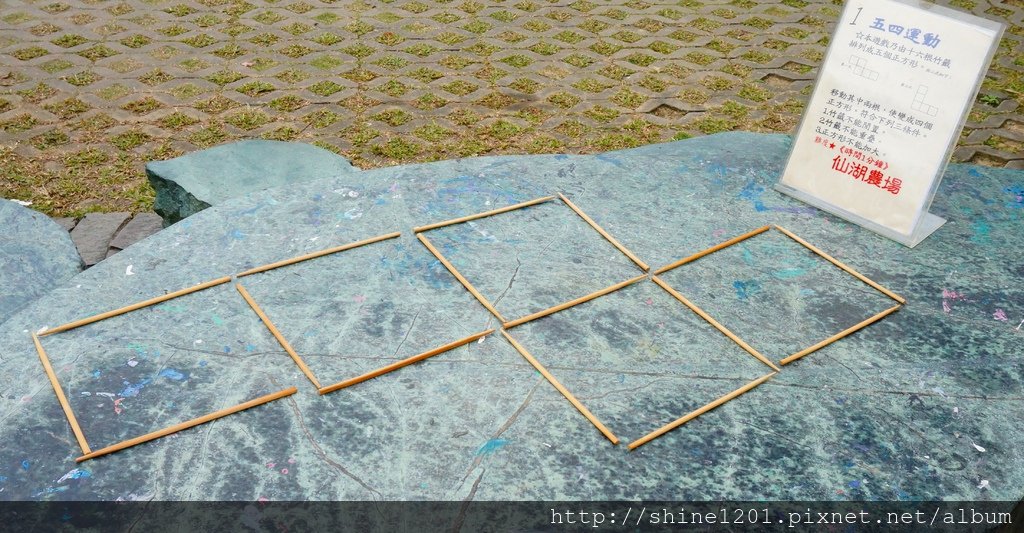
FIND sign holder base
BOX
[774,183,946,248]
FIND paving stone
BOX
[0,0,1020,214]
[146,140,359,225]
[0,200,81,323]
[69,212,130,267]
[109,212,165,251]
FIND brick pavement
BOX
[1,0,1022,216]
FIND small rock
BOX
[53,217,77,232]
[146,140,359,225]
[109,213,164,250]
[70,212,130,266]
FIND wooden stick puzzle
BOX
[31,194,908,461]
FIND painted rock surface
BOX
[1,133,1021,504]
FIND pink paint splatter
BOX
[712,229,727,238]
[266,462,275,469]
[644,298,654,306]
[942,289,966,300]
[257,496,269,503]
[287,458,296,464]
[994,309,1008,321]
[280,468,289,475]
[113,398,124,415]
[942,289,967,314]
[354,295,367,303]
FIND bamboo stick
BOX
[557,193,649,272]
[650,277,780,372]
[653,226,771,275]
[318,329,494,395]
[237,232,401,277]
[32,333,91,454]
[235,283,322,389]
[416,233,507,323]
[628,372,775,450]
[502,274,647,329]
[500,330,619,445]
[40,276,232,337]
[413,196,556,233]
[780,304,901,366]
[76,387,297,462]
[772,225,906,305]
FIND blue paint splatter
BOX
[476,438,509,456]
[733,280,762,300]
[1004,185,1024,209]
[0,475,7,482]
[199,360,207,367]
[63,469,90,480]
[968,168,983,177]
[119,378,151,397]
[245,344,256,352]
[92,369,101,378]
[21,460,30,470]
[223,345,231,353]
[739,182,769,212]
[849,480,861,489]
[159,369,186,381]
[229,229,245,240]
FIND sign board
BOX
[777,0,1004,247]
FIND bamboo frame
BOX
[773,225,906,304]
[40,276,232,337]
[503,274,647,329]
[653,226,771,275]
[416,232,507,323]
[558,193,649,272]
[651,277,780,372]
[236,232,401,278]
[627,372,775,450]
[413,196,556,233]
[76,387,297,462]
[780,304,902,366]
[500,331,619,444]
[318,329,494,395]
[235,283,322,389]
[32,333,91,454]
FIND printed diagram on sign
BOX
[849,55,879,80]
[911,85,938,116]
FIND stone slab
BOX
[0,200,81,324]
[69,212,130,267]
[146,140,359,225]
[109,213,165,252]
[0,133,1021,504]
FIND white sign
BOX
[777,0,1003,247]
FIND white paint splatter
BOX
[978,480,989,490]
[125,264,134,276]
[971,441,986,453]
[10,199,31,206]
